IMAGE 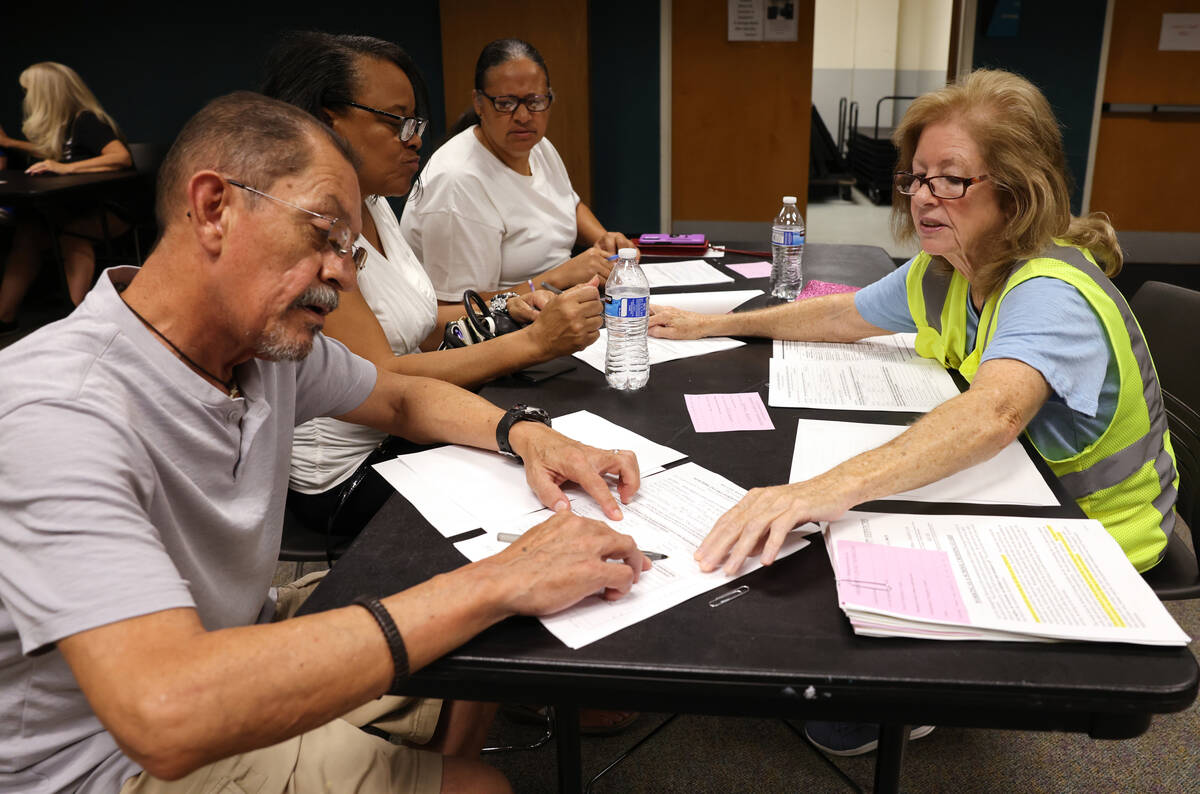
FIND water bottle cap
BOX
[782,196,797,204]
[618,247,638,259]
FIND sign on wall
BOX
[1159,14,1200,51]
[728,0,799,42]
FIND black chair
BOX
[112,142,164,264]
[1131,281,1200,599]
[278,503,352,579]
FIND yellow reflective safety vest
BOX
[904,242,1178,571]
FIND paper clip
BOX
[835,578,891,592]
[709,585,749,608]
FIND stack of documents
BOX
[768,333,960,411]
[372,410,686,537]
[825,512,1190,646]
[457,462,812,649]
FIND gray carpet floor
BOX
[277,560,1200,793]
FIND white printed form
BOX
[456,462,812,648]
[790,418,1059,507]
[769,334,960,411]
[574,330,745,372]
[650,290,764,315]
[639,259,735,288]
[826,512,1189,646]
[372,410,687,536]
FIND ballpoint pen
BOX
[539,281,563,294]
[496,532,668,561]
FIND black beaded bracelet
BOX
[353,595,409,693]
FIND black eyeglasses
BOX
[344,101,428,143]
[476,90,554,114]
[894,171,990,200]
[227,179,367,271]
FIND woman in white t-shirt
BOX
[401,38,636,305]
[263,32,604,539]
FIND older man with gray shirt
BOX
[0,92,647,794]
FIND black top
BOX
[61,111,119,163]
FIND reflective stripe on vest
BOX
[904,243,1178,570]
[1020,245,1175,537]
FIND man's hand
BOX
[508,422,639,520]
[529,277,603,356]
[485,511,651,614]
[647,305,713,340]
[26,159,71,175]
[695,480,850,576]
[542,245,614,289]
[594,231,636,256]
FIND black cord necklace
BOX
[119,295,240,399]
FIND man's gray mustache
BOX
[294,284,339,314]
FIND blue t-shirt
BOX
[854,259,1119,460]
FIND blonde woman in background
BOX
[0,62,132,333]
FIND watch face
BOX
[512,403,550,424]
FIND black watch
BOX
[496,403,551,462]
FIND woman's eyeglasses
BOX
[477,90,554,114]
[344,101,428,143]
[894,171,989,199]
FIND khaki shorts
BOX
[120,571,443,794]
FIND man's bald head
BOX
[154,91,359,230]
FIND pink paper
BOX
[835,541,969,624]
[794,280,860,301]
[684,392,775,433]
[727,260,772,279]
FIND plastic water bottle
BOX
[770,195,805,300]
[604,247,650,391]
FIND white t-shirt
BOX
[401,126,580,301]
[290,197,440,494]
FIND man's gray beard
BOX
[254,323,317,361]
[254,283,339,361]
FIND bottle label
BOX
[771,229,805,247]
[605,296,648,318]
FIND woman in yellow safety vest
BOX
[649,69,1178,580]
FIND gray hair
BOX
[155,91,359,230]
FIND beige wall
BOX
[672,0,816,223]
[1090,0,1200,233]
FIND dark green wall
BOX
[972,0,1108,215]
[2,3,661,229]
[587,0,661,234]
[0,2,446,169]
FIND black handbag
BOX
[440,289,525,349]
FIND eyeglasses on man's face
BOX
[344,101,429,143]
[894,171,990,200]
[226,178,367,271]
[477,90,554,114]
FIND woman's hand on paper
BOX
[530,276,603,356]
[696,480,850,575]
[488,511,650,614]
[508,422,640,520]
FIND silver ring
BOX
[611,449,622,455]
